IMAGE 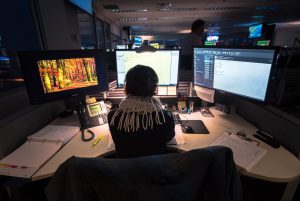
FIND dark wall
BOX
[37,0,81,50]
[236,99,300,156]
[0,0,42,51]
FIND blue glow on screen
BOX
[249,24,262,38]
[134,37,142,44]
[69,0,92,14]
[206,35,219,42]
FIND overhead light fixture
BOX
[287,21,300,25]
[140,35,154,41]
[178,29,190,34]
[156,2,172,9]
[252,16,264,19]
[206,6,247,10]
[256,5,278,10]
[112,9,148,13]
[119,18,148,21]
[158,8,196,12]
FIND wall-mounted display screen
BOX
[249,24,263,38]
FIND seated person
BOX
[108,65,175,158]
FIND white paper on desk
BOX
[28,125,80,144]
[168,125,186,145]
[0,141,63,178]
[0,165,38,179]
[211,131,266,172]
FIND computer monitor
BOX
[257,40,270,46]
[193,47,277,102]
[206,35,219,42]
[68,0,93,15]
[249,24,263,38]
[134,37,142,45]
[17,50,108,105]
[115,49,180,87]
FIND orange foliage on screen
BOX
[37,58,98,94]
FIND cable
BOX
[81,129,95,141]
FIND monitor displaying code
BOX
[194,47,276,101]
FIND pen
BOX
[92,134,103,147]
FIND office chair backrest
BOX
[46,146,242,201]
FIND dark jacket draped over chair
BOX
[46,146,243,201]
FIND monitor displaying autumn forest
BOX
[37,58,98,94]
[17,50,108,105]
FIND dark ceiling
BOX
[93,0,300,39]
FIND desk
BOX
[32,108,300,188]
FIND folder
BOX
[0,124,80,178]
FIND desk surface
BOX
[32,108,300,182]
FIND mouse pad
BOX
[181,120,209,134]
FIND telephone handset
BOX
[77,100,108,130]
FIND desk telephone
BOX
[77,100,108,129]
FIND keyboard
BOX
[172,113,182,124]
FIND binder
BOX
[0,124,79,178]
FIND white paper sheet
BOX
[211,131,267,171]
[0,141,63,178]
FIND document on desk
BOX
[211,131,267,172]
[27,125,80,144]
[0,124,80,178]
[0,141,63,178]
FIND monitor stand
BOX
[60,96,83,118]
[200,100,214,117]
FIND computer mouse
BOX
[182,125,194,133]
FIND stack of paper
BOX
[211,131,267,171]
[0,124,80,178]
[27,125,80,144]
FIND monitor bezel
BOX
[115,49,180,88]
[17,49,108,105]
[193,46,280,103]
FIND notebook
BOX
[0,124,80,178]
